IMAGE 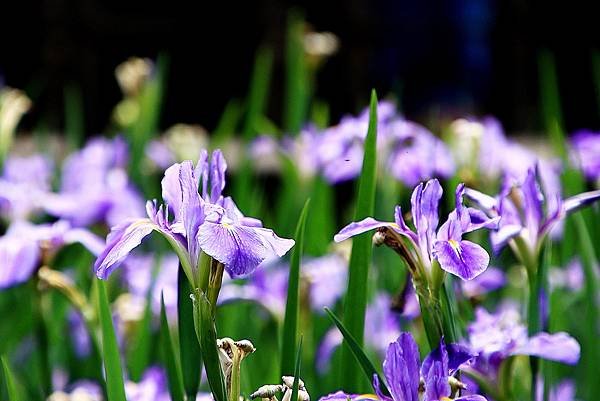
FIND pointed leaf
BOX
[290,337,303,401]
[340,90,378,392]
[160,293,185,401]
[96,280,127,401]
[243,45,274,140]
[178,264,202,399]
[1,356,22,401]
[324,307,390,397]
[281,199,310,376]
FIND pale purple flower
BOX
[466,166,600,255]
[386,120,455,186]
[461,267,506,299]
[536,380,578,401]
[249,135,282,173]
[44,137,145,227]
[146,140,176,170]
[335,179,499,281]
[94,149,294,281]
[68,309,92,358]
[0,154,53,220]
[0,220,104,289]
[319,391,378,401]
[570,129,600,180]
[467,305,580,369]
[126,366,170,401]
[373,332,484,401]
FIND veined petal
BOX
[434,240,489,281]
[161,163,184,220]
[421,340,450,401]
[334,218,395,242]
[454,396,487,401]
[179,161,205,260]
[0,236,40,289]
[490,224,522,254]
[209,149,227,203]
[63,228,106,256]
[563,189,600,214]
[383,333,420,401]
[197,222,294,278]
[411,179,443,257]
[464,188,497,212]
[94,219,157,279]
[394,206,418,243]
[511,332,580,365]
[446,343,476,373]
[523,168,544,238]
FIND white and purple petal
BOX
[511,332,580,365]
[434,240,490,281]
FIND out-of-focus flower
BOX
[48,380,104,401]
[44,137,145,227]
[372,332,484,401]
[548,258,586,292]
[68,309,92,358]
[335,180,498,281]
[466,167,600,258]
[94,149,294,282]
[0,154,53,220]
[318,391,377,401]
[461,267,506,299]
[386,120,455,187]
[570,129,600,182]
[115,57,154,97]
[125,366,170,401]
[536,380,578,401]
[249,135,282,174]
[0,220,104,289]
[467,305,580,369]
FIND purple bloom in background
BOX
[0,154,53,220]
[373,332,485,401]
[386,120,455,187]
[44,137,145,227]
[94,149,294,281]
[461,267,506,299]
[122,253,179,320]
[147,139,176,170]
[49,378,104,401]
[68,309,92,358]
[548,258,586,292]
[570,129,600,181]
[335,179,498,280]
[126,366,170,401]
[466,166,600,255]
[536,380,578,401]
[319,101,395,184]
[467,305,580,370]
[0,220,104,289]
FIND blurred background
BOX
[1,0,598,135]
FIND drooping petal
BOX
[393,206,418,244]
[490,224,522,254]
[446,343,476,373]
[179,161,205,260]
[464,188,498,212]
[63,228,106,256]
[161,163,184,220]
[382,333,420,401]
[454,396,488,401]
[334,218,395,243]
[522,167,544,240]
[563,189,600,214]
[511,332,580,365]
[372,375,394,401]
[197,222,294,278]
[94,219,157,279]
[319,391,379,401]
[434,240,489,281]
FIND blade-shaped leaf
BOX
[193,289,227,401]
[96,280,127,401]
[340,90,378,392]
[538,50,566,160]
[1,356,22,401]
[281,199,310,376]
[127,287,153,381]
[178,264,202,400]
[324,307,390,397]
[243,45,274,140]
[290,336,303,401]
[160,293,185,401]
[283,9,309,134]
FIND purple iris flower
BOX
[334,179,498,281]
[0,154,53,220]
[465,166,600,255]
[0,220,104,289]
[373,332,485,401]
[460,267,506,299]
[570,129,600,181]
[386,120,455,187]
[94,149,294,281]
[126,366,171,401]
[467,305,580,370]
[536,380,577,401]
[319,391,378,401]
[44,137,145,227]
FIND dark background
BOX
[1,0,598,135]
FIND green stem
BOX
[499,356,515,401]
[229,350,242,401]
[415,279,444,350]
[207,260,224,315]
[527,270,540,401]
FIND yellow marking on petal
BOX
[390,223,399,229]
[222,222,233,229]
[448,239,461,253]
[440,398,452,401]
[355,394,379,401]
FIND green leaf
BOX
[538,50,566,160]
[284,9,309,134]
[574,214,600,401]
[324,307,390,397]
[1,356,22,401]
[305,177,334,255]
[127,287,153,381]
[243,46,274,140]
[160,293,185,401]
[178,265,202,400]
[212,99,243,146]
[96,280,127,401]
[193,290,227,401]
[290,336,303,401]
[340,90,378,392]
[64,83,84,150]
[281,199,311,376]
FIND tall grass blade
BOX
[178,265,201,399]
[160,293,185,401]
[1,356,22,401]
[290,337,303,401]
